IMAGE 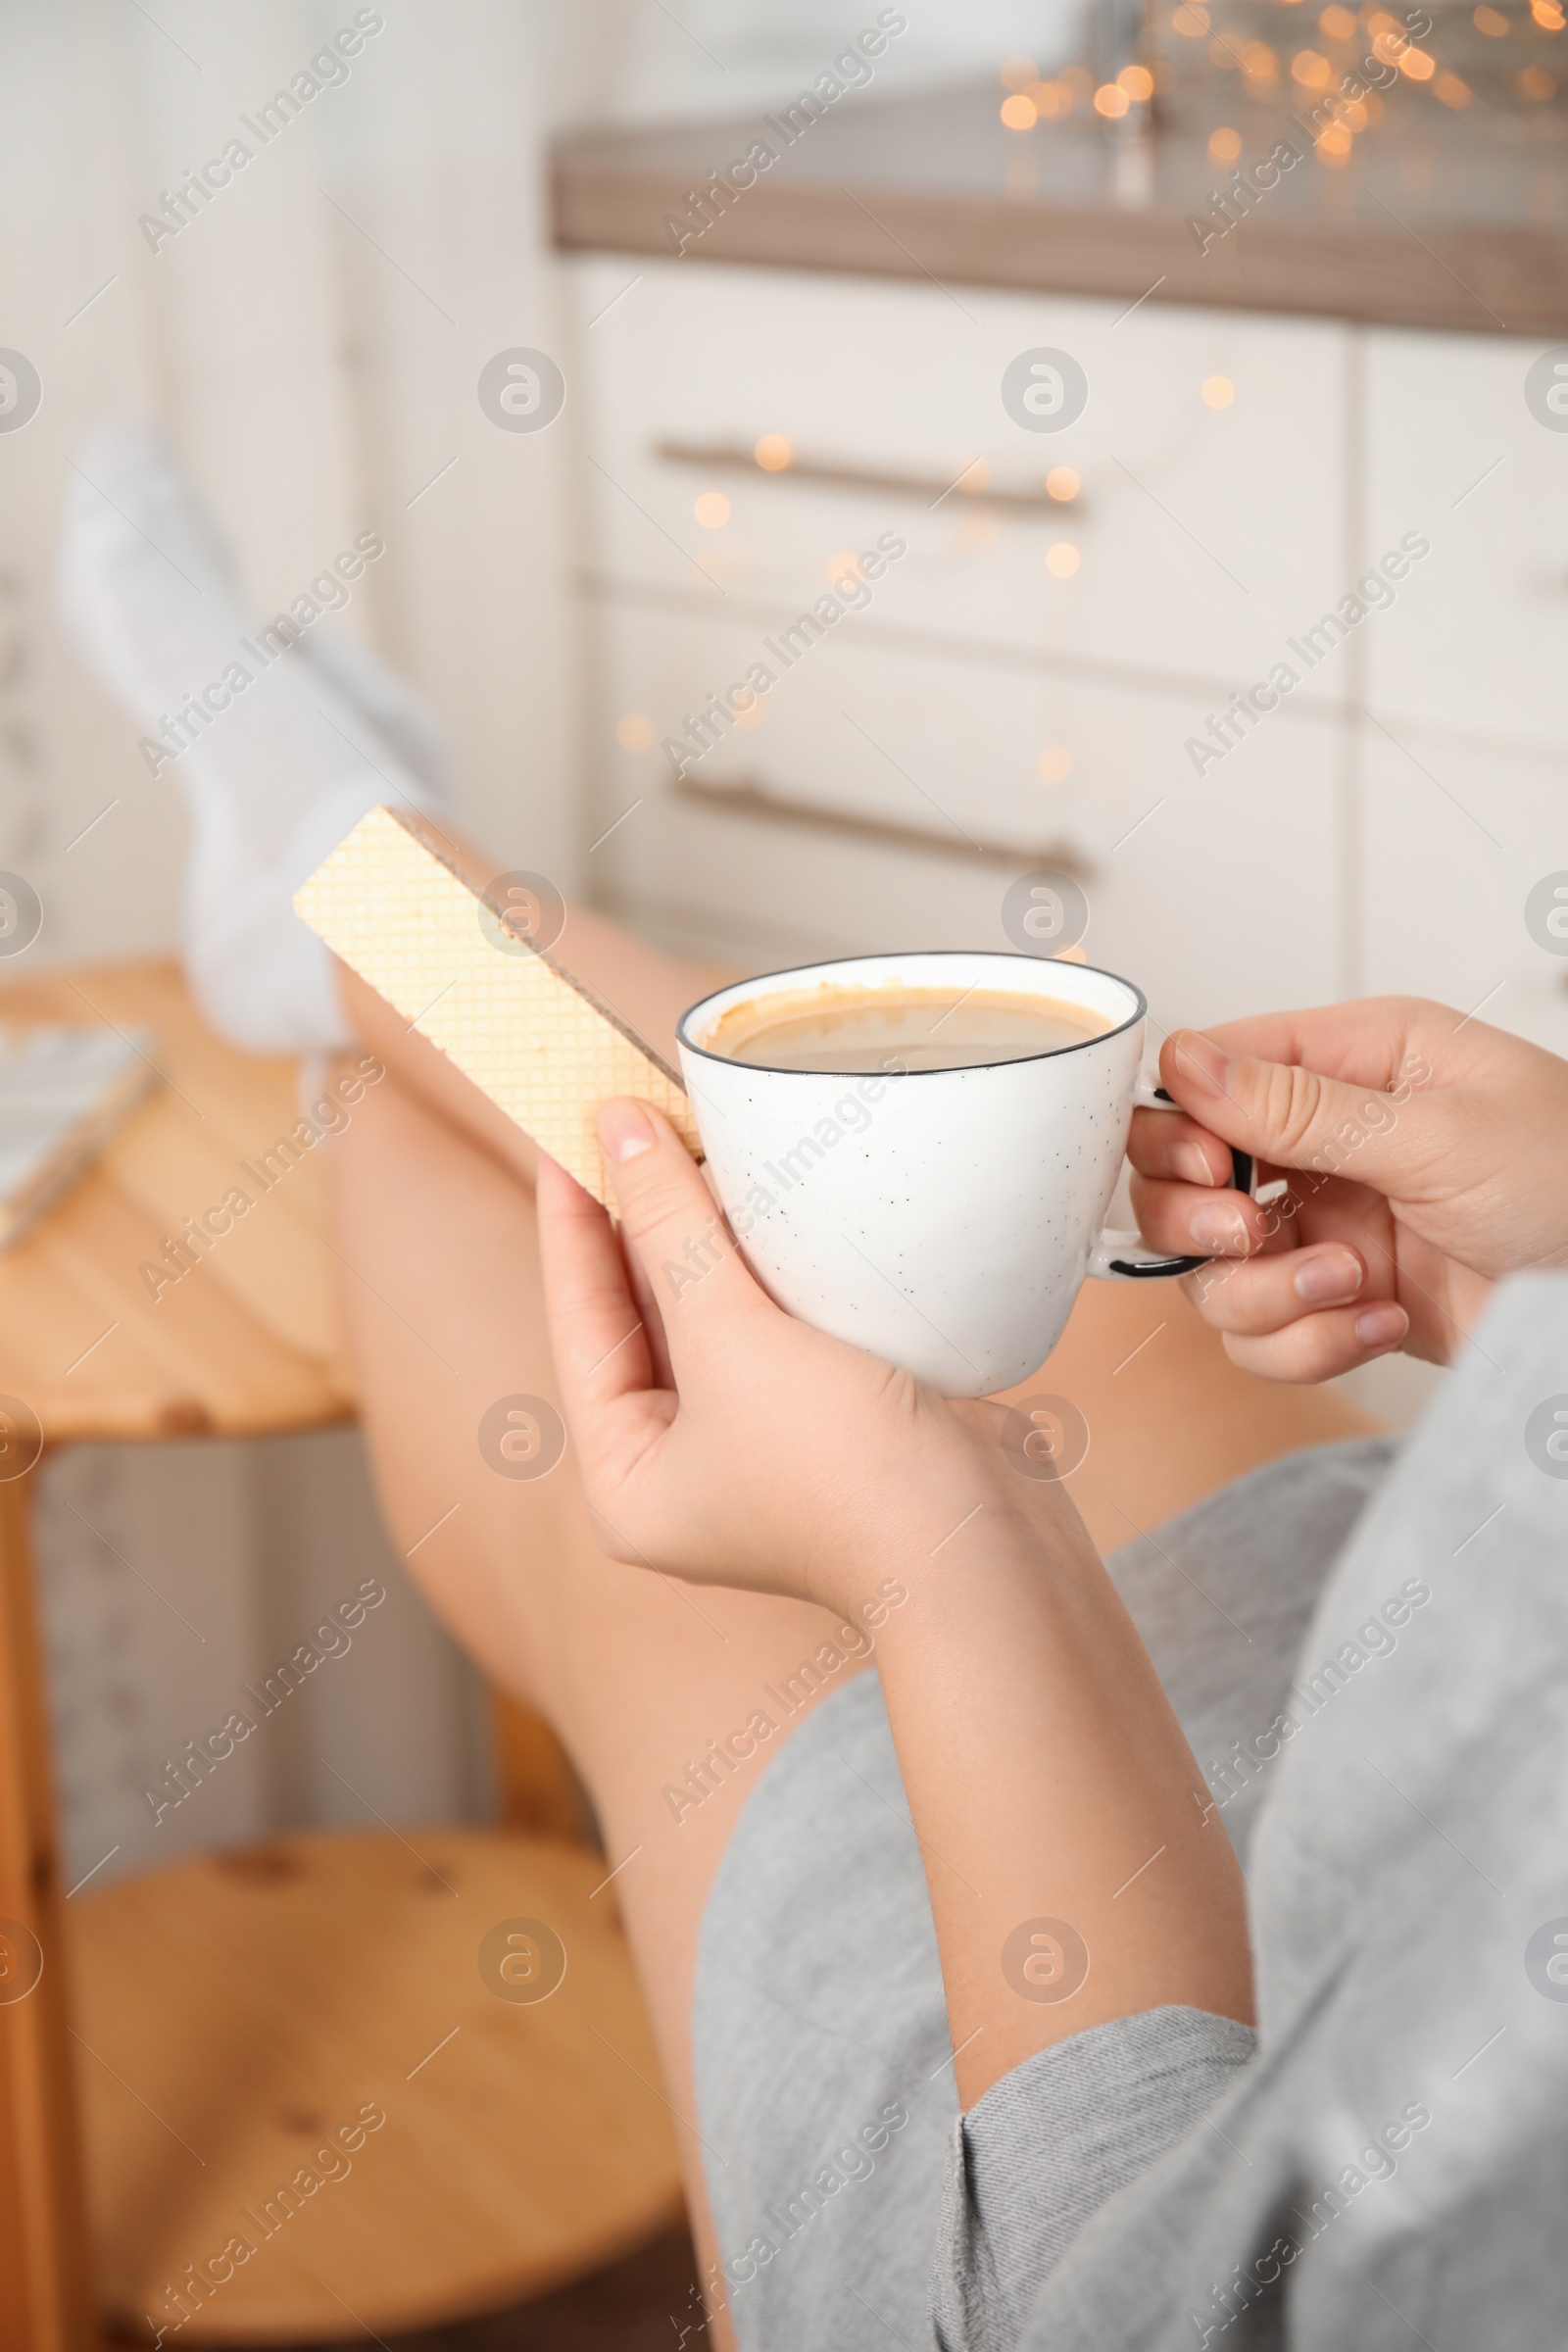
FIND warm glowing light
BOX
[1533,0,1565,26]
[1341,96,1370,126]
[1001,54,1040,89]
[1434,69,1471,101]
[958,460,993,495]
[1317,122,1353,159]
[958,510,1003,553]
[1519,58,1559,89]
[1001,92,1039,127]
[1319,3,1358,32]
[1038,745,1074,784]
[1118,62,1155,98]
[1398,44,1436,74]
[694,491,731,529]
[1032,78,1070,116]
[1292,46,1333,83]
[754,433,792,471]
[734,695,767,730]
[827,551,860,585]
[1202,374,1236,409]
[1172,1,1208,30]
[1046,466,1081,501]
[615,713,655,751]
[1046,541,1080,578]
[1473,3,1508,30]
[1208,124,1243,159]
[1241,38,1280,73]
[1094,80,1131,114]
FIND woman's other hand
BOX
[1127,998,1568,1382]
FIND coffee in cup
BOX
[705,983,1113,1074]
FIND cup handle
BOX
[1088,1071,1255,1283]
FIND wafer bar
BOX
[293,806,701,1205]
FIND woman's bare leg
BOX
[326,891,1374,2328]
[327,1068,875,2339]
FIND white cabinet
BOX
[1363,327,1568,754]
[570,257,1567,1061]
[1359,326,1568,1052]
[571,259,1350,694]
[1359,720,1568,1056]
[587,602,1342,1028]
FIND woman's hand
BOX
[535,1099,1027,1618]
[1128,999,1568,1382]
[539,1099,1256,2098]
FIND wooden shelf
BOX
[70,1830,683,2340]
[0,960,355,1446]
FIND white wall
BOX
[1,0,598,1874]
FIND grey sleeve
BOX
[930,2006,1257,2352]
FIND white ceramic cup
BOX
[675,950,1249,1398]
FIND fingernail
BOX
[1191,1203,1250,1253]
[598,1101,655,1163]
[1293,1250,1363,1304]
[1171,1031,1235,1098]
[1171,1141,1218,1186]
[1354,1303,1406,1351]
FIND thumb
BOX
[596,1099,760,1348]
[1160,1030,1419,1192]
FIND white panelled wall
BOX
[1,0,601,1882]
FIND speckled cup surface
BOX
[676,951,1152,1397]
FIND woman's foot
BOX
[57,416,446,1052]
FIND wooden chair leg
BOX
[0,1467,99,2352]
[490,1690,588,1845]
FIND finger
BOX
[1200,998,1440,1094]
[620,1217,674,1392]
[1183,1243,1368,1335]
[1127,1104,1235,1187]
[597,1099,767,1364]
[1128,1172,1270,1258]
[535,1150,656,1414]
[1159,1029,1434,1197]
[1221,1298,1408,1383]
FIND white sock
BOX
[56,416,446,1052]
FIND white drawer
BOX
[583,600,1343,1030]
[1360,721,1568,1058]
[568,259,1349,699]
[1364,327,1568,754]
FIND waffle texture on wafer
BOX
[293,806,700,1204]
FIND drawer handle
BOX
[655,439,1085,518]
[672,771,1095,876]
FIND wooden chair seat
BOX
[74,1830,680,2338]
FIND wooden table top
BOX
[0,961,355,1447]
[553,77,1568,335]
